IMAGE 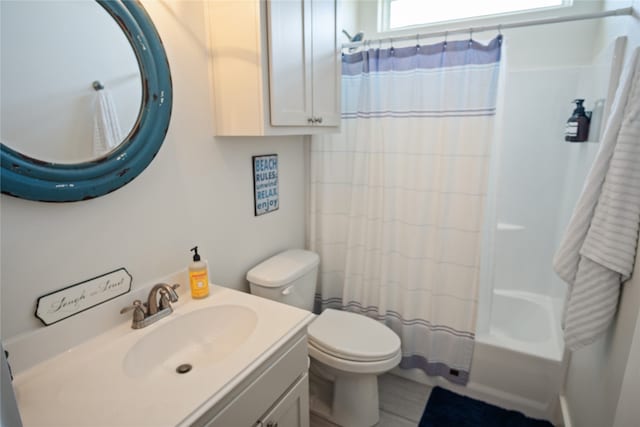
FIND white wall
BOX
[340,0,360,41]
[613,304,640,427]
[0,0,306,340]
[563,2,640,426]
[564,253,640,427]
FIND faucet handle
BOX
[167,284,180,302]
[159,284,181,310]
[120,300,146,322]
[158,289,173,311]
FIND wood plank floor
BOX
[310,373,432,427]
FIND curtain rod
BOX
[342,7,634,49]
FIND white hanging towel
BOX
[553,48,640,351]
[93,89,123,157]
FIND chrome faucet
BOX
[121,283,180,329]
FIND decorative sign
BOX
[35,268,132,326]
[253,154,279,216]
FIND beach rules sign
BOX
[253,154,279,216]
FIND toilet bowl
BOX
[247,250,401,427]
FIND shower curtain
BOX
[309,36,503,384]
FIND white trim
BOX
[377,0,389,33]
[381,0,572,32]
[559,394,573,427]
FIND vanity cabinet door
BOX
[257,373,309,427]
[199,334,308,427]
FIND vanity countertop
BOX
[10,285,314,427]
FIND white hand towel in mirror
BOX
[93,89,123,158]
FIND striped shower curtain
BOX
[309,36,503,384]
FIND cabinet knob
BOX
[316,117,323,124]
[307,117,314,124]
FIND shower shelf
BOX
[496,223,525,231]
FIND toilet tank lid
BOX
[247,249,319,288]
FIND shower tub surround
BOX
[466,37,626,423]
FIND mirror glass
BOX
[0,0,142,164]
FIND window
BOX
[384,0,570,30]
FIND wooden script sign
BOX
[35,268,132,325]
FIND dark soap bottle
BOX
[565,99,590,142]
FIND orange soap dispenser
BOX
[189,246,209,299]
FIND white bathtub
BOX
[478,289,564,362]
[392,289,567,424]
[469,289,566,422]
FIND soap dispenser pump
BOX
[565,99,590,142]
[189,246,209,299]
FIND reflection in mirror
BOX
[0,0,142,164]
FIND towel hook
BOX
[92,80,104,91]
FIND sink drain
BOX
[176,364,192,374]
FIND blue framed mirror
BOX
[0,0,172,202]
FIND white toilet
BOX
[247,249,401,427]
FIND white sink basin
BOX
[124,305,258,378]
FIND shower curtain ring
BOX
[469,28,473,47]
[443,31,448,50]
[389,37,394,54]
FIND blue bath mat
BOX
[419,387,554,427]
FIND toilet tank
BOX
[246,249,319,311]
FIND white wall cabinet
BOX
[195,333,310,427]
[207,0,340,136]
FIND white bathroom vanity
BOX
[6,285,315,427]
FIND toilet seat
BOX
[309,342,402,374]
[307,309,401,373]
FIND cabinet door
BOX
[258,373,309,427]
[311,0,340,127]
[267,0,313,126]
